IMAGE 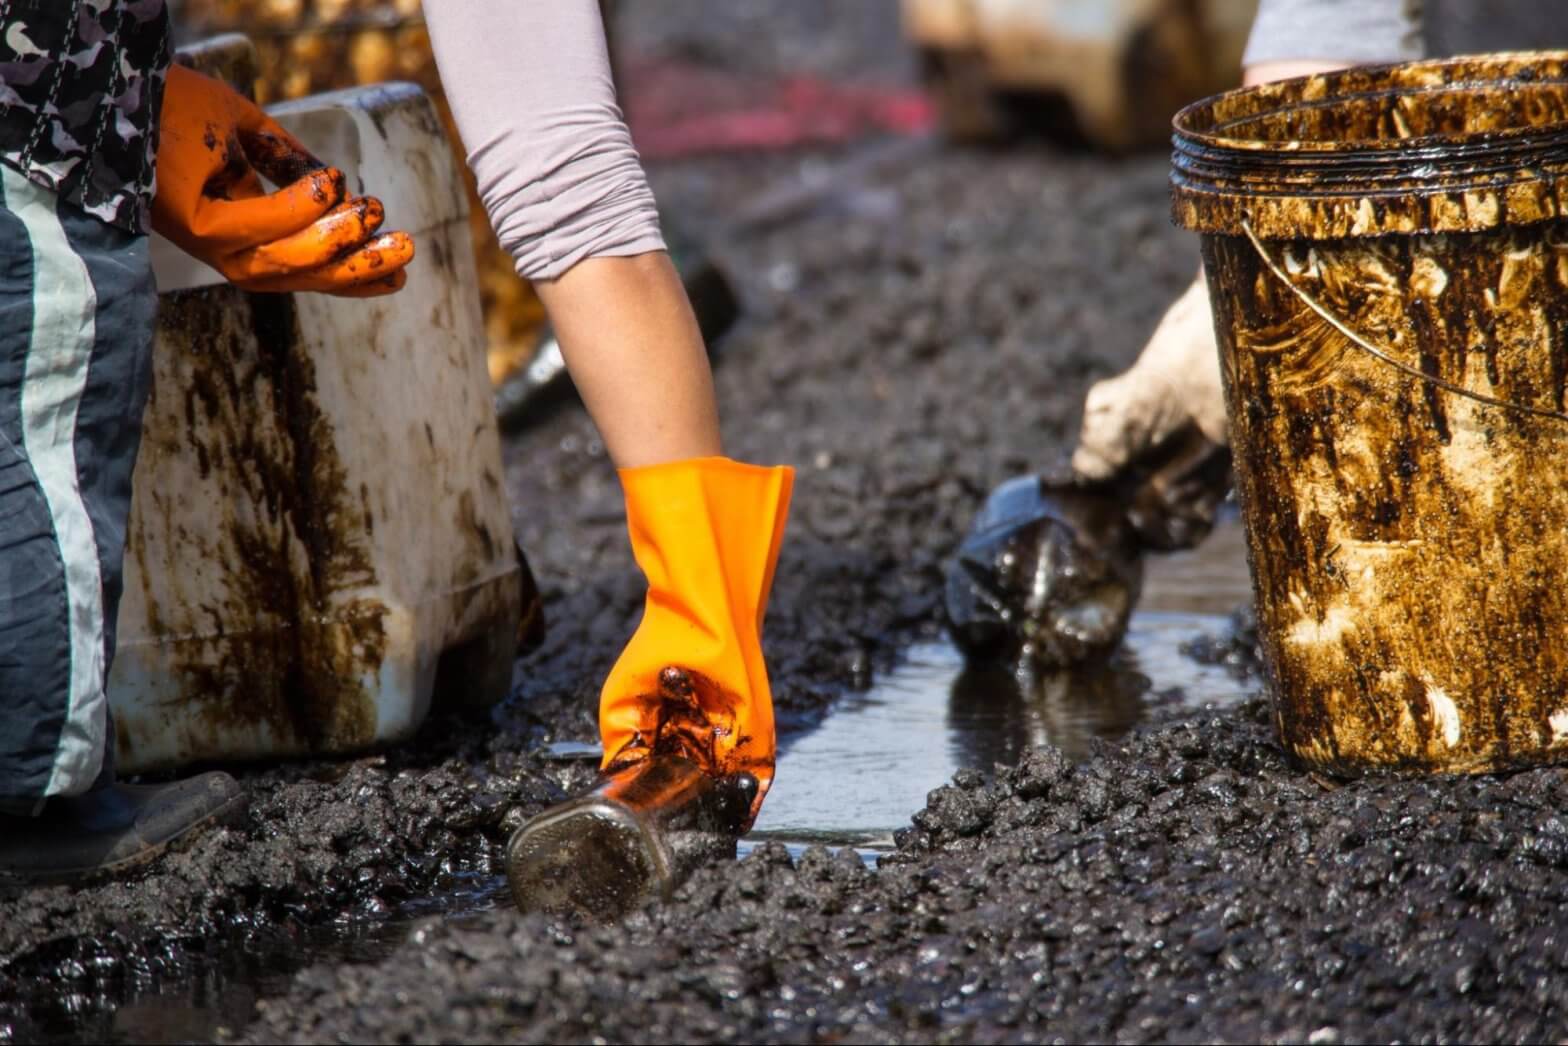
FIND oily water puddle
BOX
[742,509,1256,863]
[25,514,1258,1043]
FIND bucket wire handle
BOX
[1240,217,1568,427]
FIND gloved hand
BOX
[599,456,794,827]
[152,63,414,296]
[1072,275,1228,480]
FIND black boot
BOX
[0,772,246,886]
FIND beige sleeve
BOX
[1243,0,1425,66]
[423,0,666,281]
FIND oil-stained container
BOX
[108,70,533,772]
[507,756,757,921]
[1172,53,1568,774]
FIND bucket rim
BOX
[1170,51,1568,238]
[1172,50,1568,154]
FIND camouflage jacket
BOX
[0,0,169,233]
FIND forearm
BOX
[532,252,722,467]
[425,0,719,468]
[1244,59,1350,86]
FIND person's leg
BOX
[0,165,108,809]
[60,174,159,727]
[0,168,243,883]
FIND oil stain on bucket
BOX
[1173,53,1568,775]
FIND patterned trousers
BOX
[0,166,156,809]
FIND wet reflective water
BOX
[1138,506,1252,615]
[745,512,1256,858]
[17,871,511,1045]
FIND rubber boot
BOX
[0,772,247,886]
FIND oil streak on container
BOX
[110,81,528,773]
[1172,53,1568,775]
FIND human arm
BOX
[532,253,721,466]
[423,0,719,467]
[424,0,791,816]
[1242,0,1422,71]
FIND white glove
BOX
[1072,275,1229,480]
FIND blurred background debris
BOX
[903,0,1258,147]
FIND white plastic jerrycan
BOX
[110,80,533,773]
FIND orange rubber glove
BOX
[599,457,794,827]
[152,63,414,296]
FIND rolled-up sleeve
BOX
[1243,0,1425,67]
[423,0,666,280]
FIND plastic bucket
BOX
[1172,53,1568,774]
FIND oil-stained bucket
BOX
[1172,53,1568,774]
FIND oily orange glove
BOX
[599,456,794,827]
[152,63,414,296]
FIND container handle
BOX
[1240,217,1568,428]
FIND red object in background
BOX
[620,59,935,159]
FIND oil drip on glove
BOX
[507,666,767,921]
[946,424,1231,670]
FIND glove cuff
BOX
[616,455,794,615]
